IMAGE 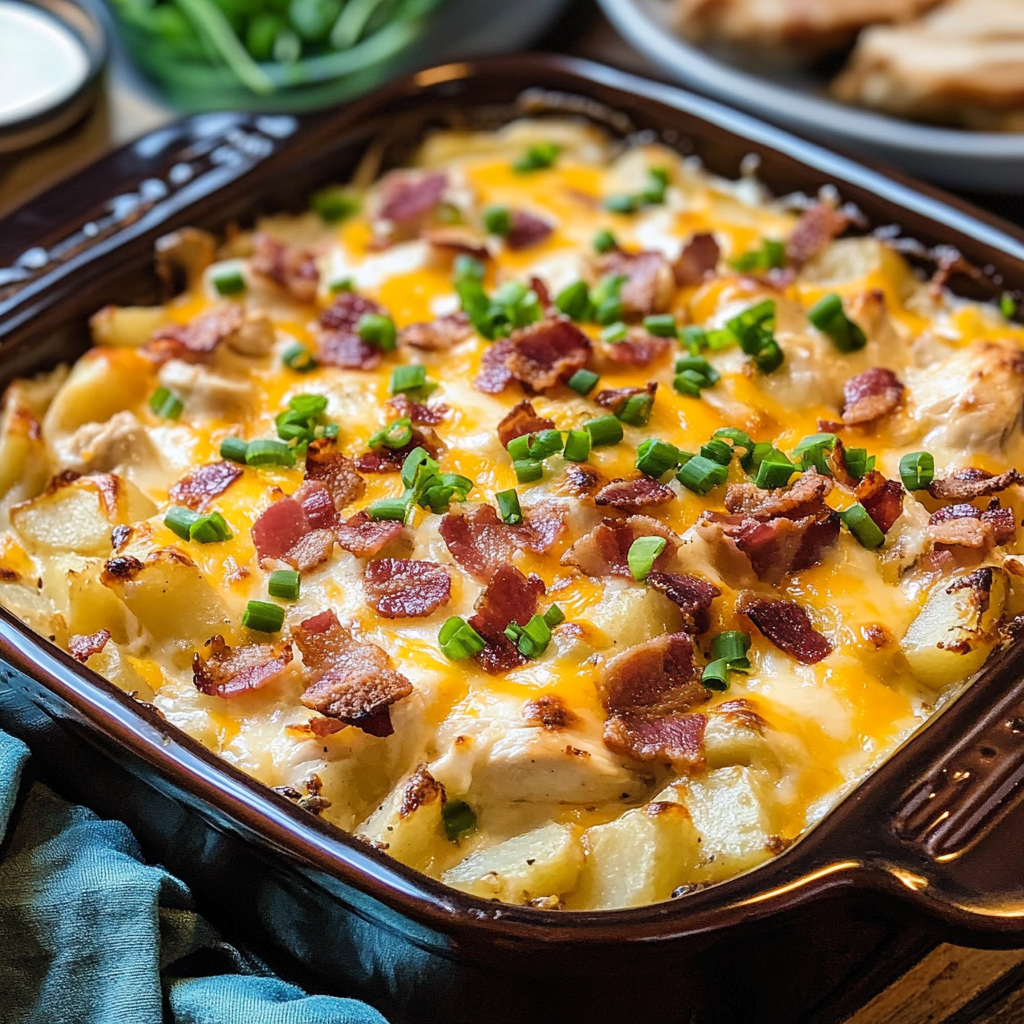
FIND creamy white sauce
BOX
[0,2,89,124]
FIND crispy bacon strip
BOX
[597,331,670,368]
[423,226,490,262]
[604,713,707,771]
[251,497,311,560]
[295,479,340,532]
[842,367,904,426]
[146,303,244,364]
[929,501,1016,548]
[646,572,721,635]
[506,210,553,251]
[505,318,591,391]
[168,461,243,511]
[334,511,405,557]
[305,438,365,510]
[673,232,720,286]
[595,250,674,318]
[385,394,449,425]
[400,313,473,352]
[497,400,556,447]
[474,338,516,394]
[928,468,1024,501]
[251,233,319,302]
[740,596,833,664]
[379,171,447,227]
[561,516,679,578]
[725,471,832,520]
[594,383,656,415]
[69,629,111,663]
[787,203,849,267]
[284,528,336,572]
[855,471,904,534]
[468,565,545,673]
[355,426,443,473]
[315,292,386,370]
[364,558,451,618]
[193,635,293,698]
[595,476,674,512]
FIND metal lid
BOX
[0,0,107,154]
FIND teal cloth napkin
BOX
[0,728,388,1024]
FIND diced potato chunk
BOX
[85,642,153,700]
[0,389,48,502]
[358,766,447,873]
[575,802,701,910]
[902,567,1007,690]
[587,585,682,649]
[43,349,151,437]
[703,702,775,770]
[442,823,584,904]
[89,305,167,348]
[66,563,136,644]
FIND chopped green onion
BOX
[282,343,317,372]
[454,254,485,282]
[442,799,477,840]
[567,369,599,396]
[591,274,627,326]
[677,455,728,495]
[369,417,413,450]
[636,438,685,478]
[600,322,629,344]
[702,659,730,691]
[713,427,755,468]
[328,276,354,293]
[680,326,707,354]
[389,364,428,395]
[219,436,249,464]
[513,142,560,174]
[563,429,592,463]
[1001,292,1017,320]
[507,429,563,462]
[793,433,838,474]
[544,604,565,628]
[754,450,796,489]
[700,438,734,466]
[357,313,397,352]
[617,392,654,427]
[554,281,591,322]
[505,613,553,658]
[584,415,624,447]
[674,356,719,387]
[514,459,543,483]
[439,617,486,661]
[706,328,736,351]
[727,299,783,372]
[310,186,359,224]
[149,386,183,420]
[840,503,885,549]
[211,268,245,296]
[643,314,678,338]
[605,194,639,215]
[483,205,512,236]
[753,339,783,373]
[593,229,617,254]
[287,394,328,418]
[730,239,785,273]
[672,371,705,398]
[245,439,295,467]
[899,451,935,491]
[242,600,284,634]
[702,630,752,691]
[627,536,667,581]
[164,506,200,541]
[188,511,232,544]
[401,447,436,491]
[495,488,523,525]
[807,292,866,353]
[712,630,751,664]
[268,568,300,601]
[367,496,412,521]
[843,447,874,480]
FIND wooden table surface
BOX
[3,3,1024,1021]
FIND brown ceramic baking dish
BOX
[3,54,1024,1024]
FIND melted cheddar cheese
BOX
[2,119,1023,910]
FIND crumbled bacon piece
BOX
[69,629,111,663]
[496,400,556,447]
[929,502,1016,548]
[529,276,553,312]
[284,528,336,572]
[295,480,340,532]
[595,476,674,512]
[168,460,243,511]
[293,610,412,737]
[315,292,386,370]
[595,250,674,318]
[364,558,451,618]
[646,572,721,635]
[740,596,833,664]
[928,468,1024,501]
[561,516,679,577]
[305,438,365,510]
[842,367,904,426]
[787,203,849,267]
[400,313,473,351]
[468,565,545,674]
[334,511,405,557]
[378,171,447,227]
[506,210,553,250]
[855,471,904,534]
[251,497,311,561]
[474,338,516,394]
[251,233,319,302]
[505,318,591,391]
[594,383,656,415]
[193,634,293,698]
[385,394,449,425]
[355,426,443,473]
[522,694,576,730]
[673,232,720,286]
[146,303,244,363]
[725,471,832,520]
[598,331,670,368]
[604,712,707,770]
[599,632,704,716]
[423,226,490,262]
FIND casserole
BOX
[3,54,1024,1022]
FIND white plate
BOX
[597,0,1024,192]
